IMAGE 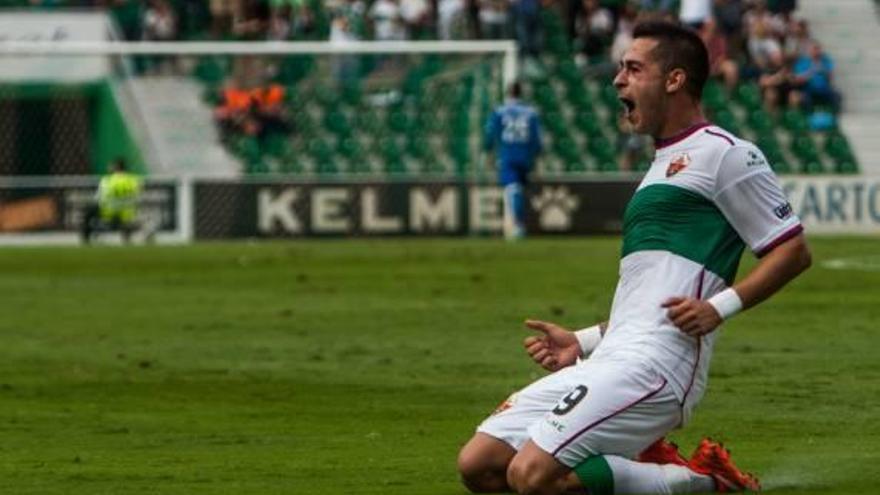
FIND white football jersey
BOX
[589,123,802,420]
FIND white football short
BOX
[476,356,681,468]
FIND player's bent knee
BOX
[506,456,559,495]
[457,435,514,493]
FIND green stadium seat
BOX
[574,110,603,137]
[712,108,740,135]
[757,135,785,165]
[600,84,621,110]
[800,159,825,174]
[588,135,616,164]
[825,133,855,163]
[324,109,351,136]
[770,161,793,174]
[194,56,227,84]
[734,83,763,110]
[791,135,820,163]
[355,111,383,136]
[747,109,774,135]
[544,111,567,135]
[308,138,337,174]
[264,134,289,158]
[702,81,727,112]
[341,83,362,107]
[406,133,430,159]
[276,56,314,85]
[555,136,580,163]
[781,109,809,134]
[388,111,409,133]
[833,160,858,174]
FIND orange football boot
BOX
[637,438,689,466]
[689,438,761,492]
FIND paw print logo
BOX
[531,187,580,231]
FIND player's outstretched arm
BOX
[522,320,607,372]
[663,233,812,337]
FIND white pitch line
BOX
[821,256,880,272]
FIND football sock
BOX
[504,183,525,232]
[575,455,716,494]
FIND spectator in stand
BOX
[251,83,291,140]
[609,2,638,65]
[790,40,840,113]
[783,18,811,62]
[743,0,786,39]
[291,0,317,39]
[712,0,744,56]
[478,0,510,39]
[214,78,259,141]
[330,14,360,83]
[370,0,405,40]
[748,17,789,111]
[768,0,797,16]
[466,0,482,39]
[511,0,543,60]
[267,3,293,40]
[400,0,430,39]
[141,0,178,73]
[438,0,465,40]
[639,0,676,13]
[143,0,177,42]
[679,0,712,29]
[573,0,613,66]
[699,17,739,90]
[209,0,239,38]
[232,0,271,39]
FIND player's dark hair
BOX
[112,157,127,171]
[508,81,522,99]
[632,20,709,100]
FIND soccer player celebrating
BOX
[458,21,811,494]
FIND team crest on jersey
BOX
[666,153,691,177]
[492,393,518,416]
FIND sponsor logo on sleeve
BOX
[774,202,793,220]
[747,150,768,168]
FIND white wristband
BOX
[575,325,603,358]
[707,288,743,320]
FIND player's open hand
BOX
[523,319,581,372]
[661,297,723,337]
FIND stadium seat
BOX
[781,109,809,134]
[308,138,337,174]
[588,135,616,164]
[702,81,727,112]
[574,110,603,137]
[341,83,363,107]
[388,110,409,133]
[712,108,741,135]
[747,109,775,135]
[734,83,763,110]
[324,109,351,136]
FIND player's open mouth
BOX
[619,97,636,115]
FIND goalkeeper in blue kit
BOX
[484,82,543,240]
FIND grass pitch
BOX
[1,238,878,494]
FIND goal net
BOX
[0,40,516,180]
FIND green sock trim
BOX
[573,455,614,495]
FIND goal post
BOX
[0,39,517,179]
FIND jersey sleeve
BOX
[713,144,803,257]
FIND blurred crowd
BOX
[19,0,839,117]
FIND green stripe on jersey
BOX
[574,456,614,495]
[621,184,745,284]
